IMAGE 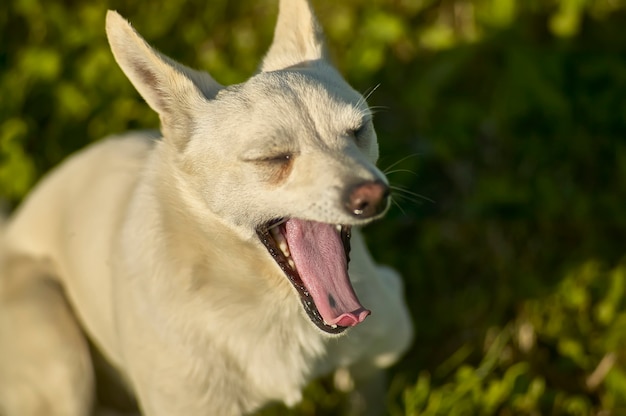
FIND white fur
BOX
[0,1,413,415]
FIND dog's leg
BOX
[0,255,94,416]
[334,230,415,416]
[334,363,387,416]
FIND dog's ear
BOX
[260,0,328,72]
[105,11,222,148]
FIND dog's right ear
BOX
[260,0,328,72]
[105,11,222,148]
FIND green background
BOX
[2,0,626,414]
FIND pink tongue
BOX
[284,219,370,327]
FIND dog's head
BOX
[106,0,390,334]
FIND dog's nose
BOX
[344,180,390,218]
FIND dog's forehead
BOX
[206,67,372,151]
[238,67,366,116]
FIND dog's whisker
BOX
[390,184,426,197]
[382,153,422,174]
[367,106,389,115]
[390,197,407,216]
[358,107,374,120]
[355,90,369,112]
[390,185,434,204]
[390,192,416,204]
[355,85,382,115]
[391,193,424,208]
[363,84,381,102]
[384,169,417,176]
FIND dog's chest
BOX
[238,317,328,402]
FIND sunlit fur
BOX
[0,1,413,415]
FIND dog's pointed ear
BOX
[105,11,222,148]
[260,0,328,72]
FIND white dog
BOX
[0,0,413,414]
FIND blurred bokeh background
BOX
[2,0,626,414]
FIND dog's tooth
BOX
[323,320,338,329]
[270,226,291,257]
[336,224,342,232]
[279,241,290,257]
[288,259,296,269]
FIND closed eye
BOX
[241,152,295,164]
[253,153,295,184]
[347,124,366,138]
[346,119,371,143]
[260,153,293,164]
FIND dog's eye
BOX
[255,153,294,184]
[347,126,362,137]
[262,153,292,164]
[347,123,367,141]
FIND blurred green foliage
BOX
[2,0,626,414]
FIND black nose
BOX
[344,180,390,218]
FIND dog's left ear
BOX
[260,0,328,72]
[106,11,223,149]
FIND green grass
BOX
[2,0,626,414]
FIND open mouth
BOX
[256,218,370,334]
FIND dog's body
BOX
[0,1,413,415]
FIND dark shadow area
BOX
[363,9,626,415]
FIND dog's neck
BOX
[119,142,331,407]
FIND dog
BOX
[0,0,413,414]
